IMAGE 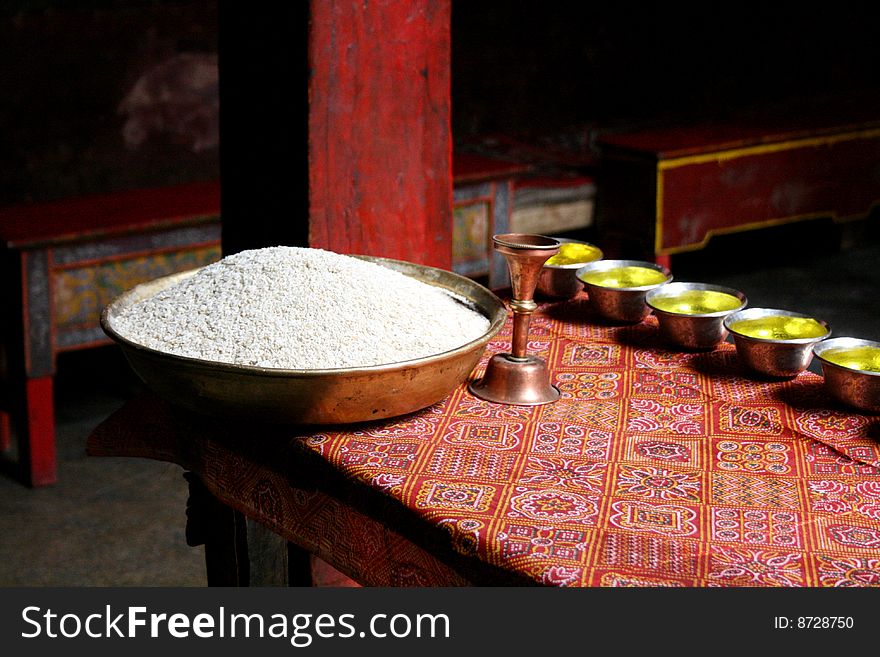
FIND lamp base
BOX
[468,353,560,406]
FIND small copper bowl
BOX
[646,282,747,350]
[576,259,672,323]
[723,307,831,378]
[536,238,603,299]
[812,337,880,414]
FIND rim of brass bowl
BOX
[813,337,880,377]
[100,255,507,426]
[575,258,672,292]
[722,307,831,344]
[645,282,747,318]
[542,237,604,270]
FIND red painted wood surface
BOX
[308,0,452,269]
[23,376,56,486]
[0,180,220,249]
[453,152,530,185]
[512,174,595,193]
[598,111,880,160]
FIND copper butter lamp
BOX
[468,233,561,405]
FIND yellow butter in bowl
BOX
[727,315,828,340]
[821,345,880,372]
[579,266,669,289]
[649,289,743,315]
[545,242,603,266]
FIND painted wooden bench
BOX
[452,153,530,288]
[452,150,596,289]
[595,113,880,268]
[0,181,221,486]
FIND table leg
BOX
[184,472,313,586]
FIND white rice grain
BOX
[110,246,491,369]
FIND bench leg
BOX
[3,249,58,486]
[2,376,58,486]
[19,376,57,487]
[0,411,9,452]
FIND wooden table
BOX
[1,181,221,486]
[87,294,880,587]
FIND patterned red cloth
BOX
[88,294,880,587]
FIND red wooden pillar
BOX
[308,0,453,269]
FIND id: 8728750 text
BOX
[773,616,854,630]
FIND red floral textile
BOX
[88,295,880,587]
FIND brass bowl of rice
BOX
[101,255,507,425]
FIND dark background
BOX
[452,2,880,138]
[0,0,220,207]
[1,1,877,206]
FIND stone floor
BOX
[0,347,205,585]
[1,216,878,586]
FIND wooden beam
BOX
[308,0,453,268]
